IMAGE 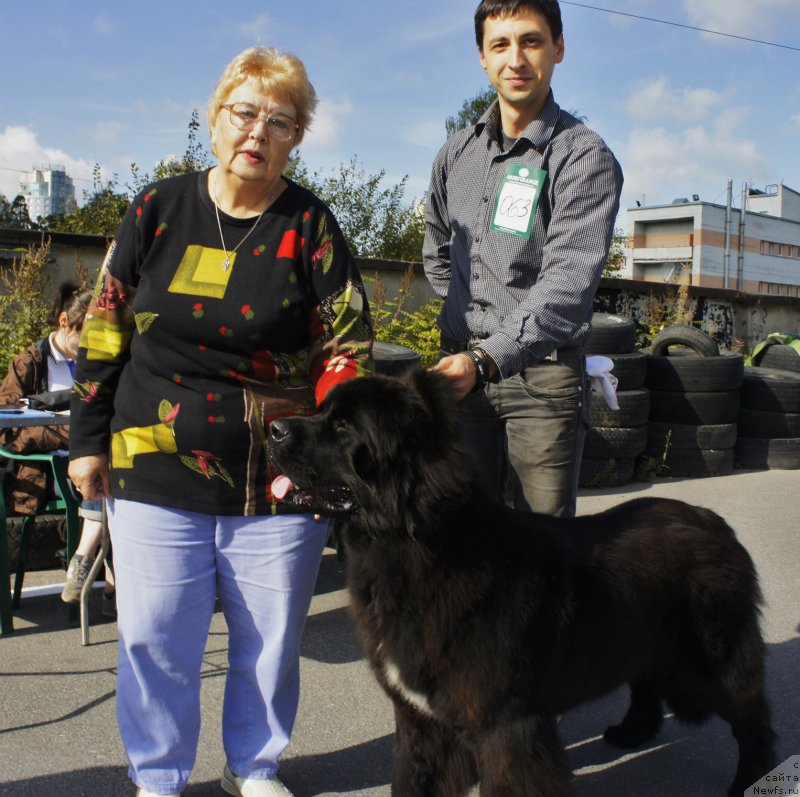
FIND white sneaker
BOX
[221,764,295,797]
[136,788,182,796]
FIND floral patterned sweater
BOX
[69,169,373,516]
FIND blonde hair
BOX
[207,47,317,145]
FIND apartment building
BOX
[18,165,76,220]
[624,182,800,296]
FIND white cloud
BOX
[617,74,774,207]
[90,120,128,148]
[399,15,472,46]
[0,125,97,204]
[93,15,114,36]
[302,98,353,151]
[619,118,769,208]
[402,120,447,150]
[626,77,725,124]
[681,0,797,40]
[237,14,272,44]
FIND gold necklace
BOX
[211,173,273,271]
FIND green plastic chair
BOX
[0,446,81,634]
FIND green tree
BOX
[0,193,33,230]
[0,238,82,373]
[129,109,212,192]
[42,113,213,237]
[286,153,424,261]
[603,228,627,277]
[445,87,496,137]
[41,164,130,237]
[40,112,425,261]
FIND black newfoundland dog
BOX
[269,369,775,796]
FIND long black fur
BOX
[269,369,776,796]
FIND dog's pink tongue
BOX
[271,475,294,500]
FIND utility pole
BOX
[736,183,747,290]
[723,180,732,289]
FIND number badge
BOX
[490,164,547,240]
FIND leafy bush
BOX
[367,265,442,366]
[640,266,695,346]
[0,238,87,374]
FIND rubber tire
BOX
[735,437,800,470]
[590,389,650,428]
[587,313,636,354]
[604,351,648,391]
[647,421,738,450]
[579,456,636,488]
[740,367,800,412]
[650,324,719,357]
[649,389,740,425]
[584,425,647,459]
[645,351,743,392]
[4,514,64,571]
[373,341,422,376]
[757,343,800,373]
[737,407,800,438]
[641,446,734,478]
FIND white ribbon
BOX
[586,355,620,411]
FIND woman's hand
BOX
[68,454,112,501]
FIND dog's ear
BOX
[352,441,378,485]
[407,367,460,434]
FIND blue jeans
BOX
[78,498,103,521]
[108,499,330,794]
[454,347,589,518]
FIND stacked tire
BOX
[580,314,649,487]
[642,325,743,478]
[735,367,800,470]
[756,342,800,373]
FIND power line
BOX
[560,2,800,52]
[0,164,93,183]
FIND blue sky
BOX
[1,0,798,227]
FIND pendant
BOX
[222,257,231,271]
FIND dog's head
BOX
[269,368,473,539]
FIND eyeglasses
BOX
[222,103,298,142]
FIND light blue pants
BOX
[108,499,330,794]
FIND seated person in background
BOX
[0,281,115,615]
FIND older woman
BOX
[68,47,372,797]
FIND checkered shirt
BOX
[423,93,623,378]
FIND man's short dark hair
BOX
[474,0,563,48]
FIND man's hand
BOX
[68,454,112,501]
[430,353,480,401]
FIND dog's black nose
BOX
[269,418,290,443]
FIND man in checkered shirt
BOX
[423,0,623,518]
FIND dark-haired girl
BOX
[0,280,113,612]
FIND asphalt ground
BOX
[1,468,798,797]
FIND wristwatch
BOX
[463,349,489,392]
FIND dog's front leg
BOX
[391,702,477,797]
[476,715,571,797]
